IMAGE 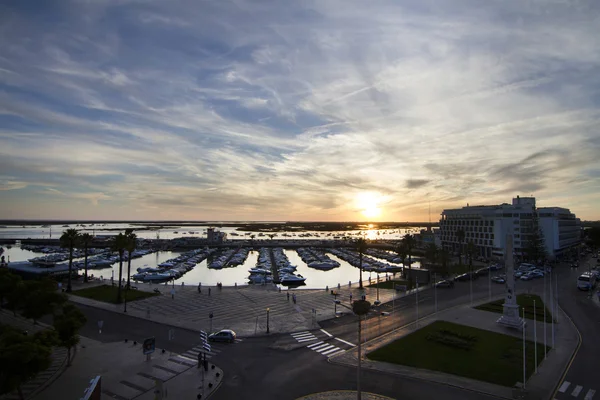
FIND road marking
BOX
[321,347,341,355]
[177,354,197,363]
[584,389,596,400]
[293,334,316,340]
[572,385,583,397]
[307,341,324,349]
[291,331,311,337]
[315,344,335,353]
[559,381,571,393]
[320,329,333,337]
[297,337,318,343]
[312,343,331,351]
[334,337,356,347]
[328,349,346,357]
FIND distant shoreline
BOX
[0,221,438,232]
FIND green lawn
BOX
[367,320,548,387]
[72,285,158,304]
[475,294,552,322]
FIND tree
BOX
[5,281,27,317]
[124,229,137,290]
[21,279,67,324]
[0,269,21,309]
[402,234,416,284]
[78,233,94,283]
[0,326,58,399]
[586,227,600,251]
[60,228,80,293]
[466,241,477,274]
[112,233,129,303]
[53,304,87,366]
[355,237,368,289]
[525,207,547,264]
[425,243,438,269]
[456,229,466,266]
[395,243,407,267]
[438,248,451,277]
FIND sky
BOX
[1,0,599,222]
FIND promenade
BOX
[68,278,400,337]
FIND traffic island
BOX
[71,285,159,304]
[475,294,552,322]
[367,320,549,387]
[296,391,394,400]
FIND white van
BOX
[577,273,595,291]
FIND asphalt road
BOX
[54,266,555,400]
[553,256,599,400]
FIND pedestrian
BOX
[181,282,184,287]
[292,293,297,304]
[287,292,290,301]
[197,284,202,294]
[350,293,353,302]
[208,287,211,296]
[171,288,175,300]
[279,287,281,293]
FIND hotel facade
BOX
[438,196,581,260]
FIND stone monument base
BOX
[497,303,525,330]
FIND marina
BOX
[0,236,424,290]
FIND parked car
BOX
[208,329,237,343]
[491,276,506,284]
[520,274,533,281]
[435,280,454,288]
[489,264,502,271]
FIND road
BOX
[554,255,599,400]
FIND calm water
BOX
[0,223,424,241]
[1,244,422,289]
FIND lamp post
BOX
[266,308,270,334]
[352,300,371,400]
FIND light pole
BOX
[353,300,371,400]
[266,308,270,334]
[434,273,437,314]
[522,307,526,389]
[533,300,537,374]
[544,269,547,359]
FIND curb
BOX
[29,349,70,400]
[549,305,582,400]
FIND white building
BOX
[438,196,581,260]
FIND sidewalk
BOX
[67,278,408,337]
[329,296,579,400]
[0,310,68,400]
[36,336,223,400]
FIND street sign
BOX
[201,343,211,353]
[143,337,156,355]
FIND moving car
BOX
[491,276,506,284]
[208,329,237,343]
[435,280,454,288]
[454,272,478,282]
[577,273,595,291]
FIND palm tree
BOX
[402,234,416,285]
[60,229,80,293]
[395,243,407,278]
[355,237,368,289]
[78,233,93,283]
[124,229,137,290]
[438,248,451,277]
[425,243,438,269]
[112,233,128,303]
[456,229,466,266]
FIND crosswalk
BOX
[290,330,356,358]
[557,381,595,399]
[174,339,243,365]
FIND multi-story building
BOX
[438,196,581,260]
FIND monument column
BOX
[497,235,525,329]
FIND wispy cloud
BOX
[1,0,599,220]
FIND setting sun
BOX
[356,192,382,219]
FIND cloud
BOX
[0,0,599,221]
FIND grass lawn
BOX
[367,279,413,290]
[367,320,548,387]
[72,285,158,304]
[475,294,552,322]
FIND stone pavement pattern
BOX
[37,337,222,400]
[0,310,68,400]
[330,295,579,400]
[69,280,400,336]
[296,391,394,400]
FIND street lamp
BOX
[266,308,270,334]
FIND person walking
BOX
[292,293,297,304]
[208,287,211,296]
[197,283,202,294]
[287,292,290,301]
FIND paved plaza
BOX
[69,279,401,336]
